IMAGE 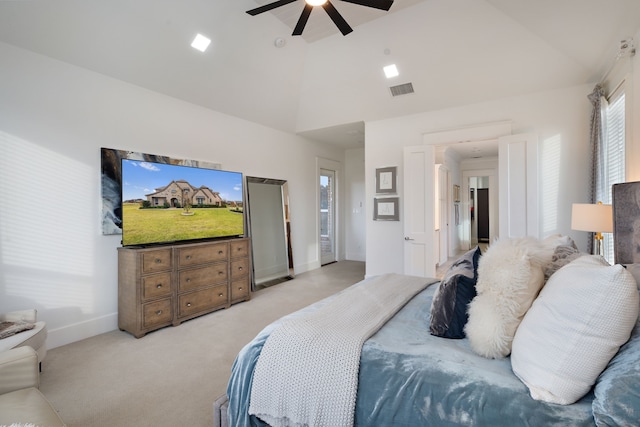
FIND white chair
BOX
[0,309,47,370]
[0,346,66,426]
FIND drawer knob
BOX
[238,266,243,271]
[238,287,243,291]
[186,302,192,307]
[156,310,163,316]
[154,258,162,264]
[186,255,192,260]
[186,278,191,283]
[218,271,224,275]
[218,250,223,255]
[218,293,224,297]
[156,284,163,289]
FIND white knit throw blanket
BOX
[248,273,433,427]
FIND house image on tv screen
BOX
[147,180,224,207]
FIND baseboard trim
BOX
[47,313,118,349]
[345,252,365,262]
[294,260,321,275]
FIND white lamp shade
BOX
[571,203,613,233]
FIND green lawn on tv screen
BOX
[121,202,243,245]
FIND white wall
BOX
[365,84,597,278]
[0,42,345,348]
[345,148,366,261]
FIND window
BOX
[598,87,625,263]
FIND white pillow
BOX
[511,255,639,405]
[465,236,552,358]
[623,263,640,289]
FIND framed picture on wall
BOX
[374,197,399,221]
[376,166,397,194]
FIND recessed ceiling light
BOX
[191,34,211,52]
[306,0,328,5]
[383,64,399,79]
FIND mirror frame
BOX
[245,176,294,290]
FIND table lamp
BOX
[571,202,613,256]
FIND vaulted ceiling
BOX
[1,0,639,149]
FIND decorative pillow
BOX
[543,244,582,281]
[0,321,35,340]
[511,255,639,405]
[542,234,578,250]
[592,308,640,425]
[465,236,552,358]
[623,263,640,290]
[429,246,481,339]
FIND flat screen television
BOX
[120,158,244,247]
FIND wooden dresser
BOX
[118,237,251,338]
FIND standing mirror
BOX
[245,176,294,290]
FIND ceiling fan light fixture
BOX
[247,0,393,36]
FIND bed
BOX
[216,237,640,427]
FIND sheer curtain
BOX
[587,84,606,255]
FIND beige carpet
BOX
[39,261,365,427]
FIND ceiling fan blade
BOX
[292,4,313,36]
[246,0,297,16]
[341,0,394,11]
[323,1,353,36]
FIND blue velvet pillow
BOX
[429,246,481,339]
[592,294,640,425]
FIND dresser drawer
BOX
[231,258,249,279]
[178,285,227,317]
[177,242,227,267]
[141,249,172,274]
[141,272,173,300]
[118,238,251,338]
[142,299,173,329]
[231,276,250,302]
[230,239,249,258]
[178,264,227,292]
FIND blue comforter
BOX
[227,278,595,426]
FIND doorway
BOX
[320,168,336,265]
[476,188,490,243]
[463,171,496,250]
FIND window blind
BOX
[599,90,625,263]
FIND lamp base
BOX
[594,233,604,257]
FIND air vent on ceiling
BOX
[389,82,414,97]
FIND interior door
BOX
[403,145,436,278]
[498,133,539,238]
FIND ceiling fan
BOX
[246,0,394,36]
